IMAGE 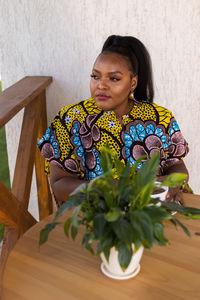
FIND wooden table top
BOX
[2,194,200,300]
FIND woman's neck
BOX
[114,99,135,124]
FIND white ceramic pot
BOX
[151,182,168,205]
[151,182,177,214]
[100,245,144,280]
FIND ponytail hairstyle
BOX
[101,35,154,103]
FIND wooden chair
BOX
[0,76,53,279]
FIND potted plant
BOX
[39,146,200,280]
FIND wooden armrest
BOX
[0,76,52,128]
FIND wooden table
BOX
[2,194,200,300]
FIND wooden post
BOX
[12,95,42,209]
[35,91,53,220]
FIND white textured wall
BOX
[0,0,200,218]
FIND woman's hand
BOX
[165,186,184,205]
[158,160,189,206]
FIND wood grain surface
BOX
[2,194,200,300]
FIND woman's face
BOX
[90,53,137,117]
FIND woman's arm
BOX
[50,164,89,202]
[162,160,189,179]
[158,160,189,203]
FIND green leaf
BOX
[182,206,200,215]
[71,204,81,228]
[82,232,90,246]
[85,243,95,255]
[135,152,160,192]
[161,173,187,188]
[129,154,147,176]
[153,222,164,241]
[144,206,172,222]
[70,183,88,195]
[39,222,59,246]
[160,201,185,213]
[159,201,200,217]
[117,164,131,195]
[0,223,5,241]
[133,239,142,251]
[113,156,125,176]
[100,147,114,174]
[118,242,133,270]
[112,219,133,243]
[54,195,82,220]
[129,213,144,239]
[172,218,191,237]
[181,183,193,193]
[93,176,115,208]
[154,222,168,245]
[103,189,116,208]
[97,236,113,255]
[184,215,200,220]
[94,213,106,238]
[82,233,95,255]
[140,216,154,248]
[130,210,154,248]
[139,183,154,208]
[86,175,103,196]
[119,185,133,204]
[103,245,112,263]
[64,218,71,238]
[105,210,123,222]
[83,210,94,221]
[71,225,78,240]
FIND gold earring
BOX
[129,91,134,100]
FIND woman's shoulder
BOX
[57,98,95,115]
[137,100,173,115]
[151,103,174,127]
[51,98,101,130]
[151,102,173,116]
[131,100,174,128]
[133,99,171,111]
[56,98,101,118]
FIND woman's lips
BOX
[96,94,110,100]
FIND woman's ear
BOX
[131,75,138,90]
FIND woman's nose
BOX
[98,78,108,90]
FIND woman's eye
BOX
[90,74,99,80]
[110,77,120,82]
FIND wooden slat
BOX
[35,91,53,220]
[0,181,37,231]
[0,182,18,228]
[11,94,42,209]
[0,76,52,128]
[0,228,18,283]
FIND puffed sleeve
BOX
[162,116,189,169]
[37,106,81,176]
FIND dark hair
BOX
[101,35,154,103]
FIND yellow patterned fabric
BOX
[38,98,189,179]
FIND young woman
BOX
[38,35,189,204]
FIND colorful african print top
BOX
[38,98,189,180]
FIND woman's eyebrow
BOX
[108,71,123,75]
[92,68,123,75]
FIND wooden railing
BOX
[0,76,53,275]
